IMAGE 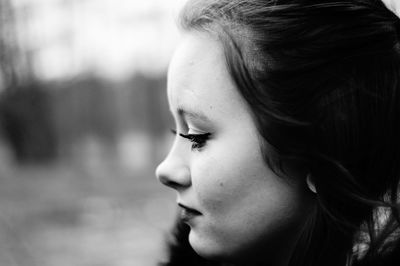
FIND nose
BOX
[156,153,191,190]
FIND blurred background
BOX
[0,0,185,265]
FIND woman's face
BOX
[156,32,312,264]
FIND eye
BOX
[170,129,211,150]
[180,132,211,150]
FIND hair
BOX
[160,1,400,266]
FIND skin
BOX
[156,32,313,265]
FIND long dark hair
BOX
[160,1,400,265]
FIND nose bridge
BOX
[156,140,191,189]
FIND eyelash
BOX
[171,129,211,150]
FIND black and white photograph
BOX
[0,0,399,266]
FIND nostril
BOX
[158,174,182,189]
[155,162,177,187]
[155,161,191,189]
[157,172,170,185]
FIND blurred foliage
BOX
[48,74,169,157]
[0,73,169,164]
[0,0,18,90]
[0,0,171,165]
[0,84,56,163]
[0,1,175,265]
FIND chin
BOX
[188,230,237,263]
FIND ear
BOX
[306,174,317,194]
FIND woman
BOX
[156,0,400,265]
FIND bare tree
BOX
[0,1,57,163]
[0,0,19,90]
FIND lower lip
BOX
[180,208,201,223]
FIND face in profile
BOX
[156,32,312,263]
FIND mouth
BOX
[178,203,202,222]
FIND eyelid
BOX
[180,132,211,151]
[170,129,211,139]
[169,128,211,151]
[179,132,211,139]
[187,126,208,135]
[177,107,211,124]
[170,127,209,135]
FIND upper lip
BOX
[178,203,202,215]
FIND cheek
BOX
[191,138,269,216]
[190,152,231,212]
[189,142,308,260]
[191,131,308,221]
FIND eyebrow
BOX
[177,106,211,123]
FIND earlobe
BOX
[306,174,317,194]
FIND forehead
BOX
[167,32,247,121]
[168,32,223,78]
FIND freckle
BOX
[219,182,223,187]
